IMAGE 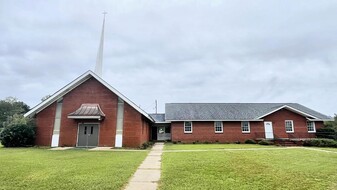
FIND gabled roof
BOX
[68,104,105,120]
[24,70,153,122]
[165,103,331,121]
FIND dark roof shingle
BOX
[165,103,331,121]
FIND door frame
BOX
[264,121,274,139]
[76,123,100,147]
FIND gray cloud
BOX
[0,0,336,116]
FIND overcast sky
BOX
[1,0,336,116]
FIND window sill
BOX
[184,132,192,134]
[308,131,316,133]
[242,132,250,134]
[286,131,294,133]
[215,132,223,134]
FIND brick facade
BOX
[34,77,151,148]
[32,73,326,147]
[35,102,56,146]
[171,108,323,143]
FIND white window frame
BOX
[241,121,250,133]
[214,121,223,133]
[184,121,193,133]
[285,120,294,133]
[306,121,316,133]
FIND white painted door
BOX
[264,122,274,139]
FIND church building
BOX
[23,14,331,148]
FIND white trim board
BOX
[166,119,264,122]
[255,105,320,120]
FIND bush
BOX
[0,123,36,147]
[258,140,272,145]
[245,139,256,144]
[316,127,337,140]
[139,142,154,149]
[303,139,337,148]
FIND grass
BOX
[311,147,337,152]
[160,144,337,190]
[0,148,147,190]
[164,143,276,150]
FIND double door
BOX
[77,124,99,147]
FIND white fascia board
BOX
[153,121,172,124]
[67,116,102,119]
[307,118,333,121]
[255,105,319,120]
[24,70,154,122]
[166,119,264,122]
[24,71,92,118]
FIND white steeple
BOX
[94,12,107,77]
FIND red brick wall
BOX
[140,116,150,145]
[58,77,117,147]
[35,77,151,148]
[171,121,264,143]
[262,109,318,138]
[35,102,56,146]
[171,108,321,143]
[122,103,151,147]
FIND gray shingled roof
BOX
[165,103,331,121]
[149,113,166,122]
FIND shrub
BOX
[316,127,337,140]
[0,123,36,147]
[244,139,256,144]
[172,141,177,144]
[139,142,153,149]
[303,139,337,148]
[204,141,210,144]
[258,140,271,145]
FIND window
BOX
[184,121,192,133]
[214,121,223,133]
[307,121,316,133]
[285,120,294,133]
[241,121,250,133]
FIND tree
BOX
[324,114,337,129]
[317,115,337,140]
[0,97,30,128]
[0,115,36,147]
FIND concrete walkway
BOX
[124,142,164,190]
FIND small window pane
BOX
[307,121,315,132]
[84,126,87,135]
[241,121,250,133]
[184,121,192,133]
[214,121,223,133]
[285,120,294,132]
[91,126,94,134]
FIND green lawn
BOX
[0,148,147,190]
[160,145,337,190]
[312,147,337,152]
[164,143,278,150]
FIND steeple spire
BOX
[94,12,107,77]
